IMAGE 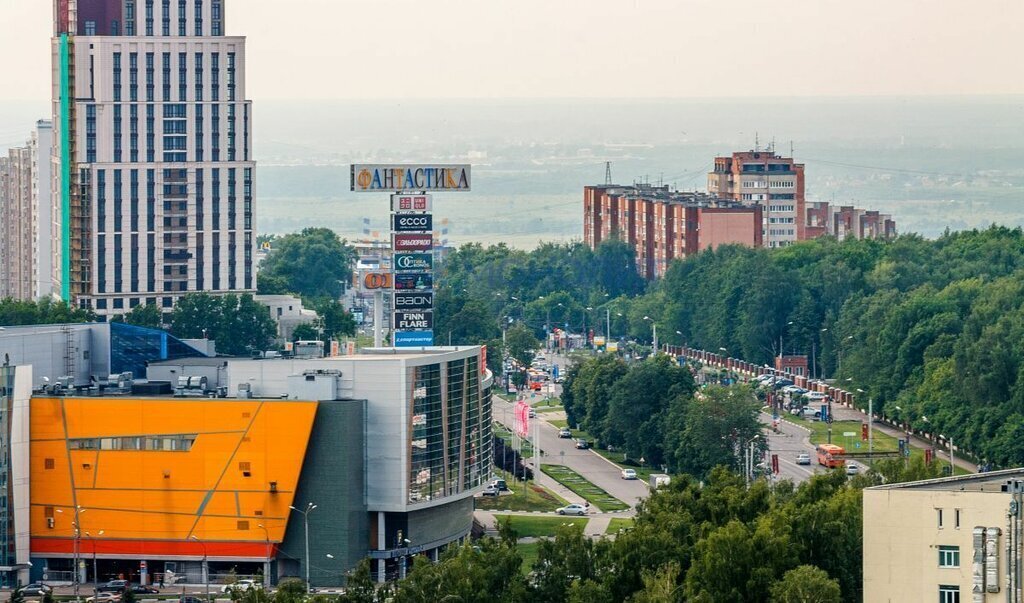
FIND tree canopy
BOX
[170,293,277,356]
[257,228,357,300]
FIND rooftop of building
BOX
[868,468,1024,493]
[587,184,750,209]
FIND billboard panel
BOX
[394,273,433,290]
[361,271,393,290]
[393,234,433,251]
[391,194,433,212]
[351,164,471,193]
[392,214,433,232]
[393,292,433,311]
[394,253,433,271]
[395,330,435,347]
[394,311,433,330]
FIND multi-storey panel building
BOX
[51,0,255,317]
[0,146,35,300]
[805,201,897,240]
[707,150,805,248]
[584,184,762,279]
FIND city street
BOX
[491,393,650,509]
[760,411,823,483]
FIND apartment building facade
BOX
[0,145,35,300]
[707,150,805,248]
[806,201,897,241]
[52,0,255,317]
[864,470,1024,603]
[584,184,762,279]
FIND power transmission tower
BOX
[605,161,612,185]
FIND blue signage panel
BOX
[394,330,435,347]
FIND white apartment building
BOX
[0,146,34,300]
[32,120,55,299]
[52,0,255,317]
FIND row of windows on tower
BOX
[90,168,253,235]
[86,101,247,164]
[109,51,236,104]
[102,0,225,37]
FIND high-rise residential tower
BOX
[52,0,255,317]
[0,145,35,301]
[707,150,805,248]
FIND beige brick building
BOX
[865,469,1024,603]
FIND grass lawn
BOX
[541,464,630,511]
[606,517,635,534]
[782,414,970,475]
[536,405,565,413]
[493,514,588,539]
[548,418,569,428]
[517,542,540,575]
[494,422,534,457]
[475,480,568,512]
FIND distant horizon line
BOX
[2,92,1023,104]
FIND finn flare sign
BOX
[351,164,471,192]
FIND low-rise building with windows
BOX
[864,469,1024,602]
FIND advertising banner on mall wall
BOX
[351,164,471,193]
[394,273,432,290]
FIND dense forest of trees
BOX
[439,227,1024,467]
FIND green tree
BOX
[0,298,94,326]
[505,324,540,385]
[769,565,841,603]
[629,562,683,603]
[113,303,163,328]
[291,323,319,342]
[257,227,357,300]
[667,385,762,477]
[316,299,357,340]
[170,293,275,356]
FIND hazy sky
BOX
[1,0,1022,100]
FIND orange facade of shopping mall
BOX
[30,397,317,559]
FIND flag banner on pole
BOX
[514,400,530,438]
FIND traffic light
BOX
[861,423,869,441]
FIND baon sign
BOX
[350,164,471,192]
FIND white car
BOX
[796,452,811,465]
[621,468,638,480]
[222,580,261,593]
[805,392,829,401]
[556,503,588,516]
[846,463,859,476]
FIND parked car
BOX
[489,478,508,491]
[783,385,808,395]
[528,408,537,418]
[86,593,123,603]
[481,485,501,497]
[130,585,160,594]
[575,438,589,450]
[805,391,829,401]
[621,468,638,480]
[98,580,129,594]
[796,452,811,465]
[222,579,261,593]
[179,597,206,603]
[556,503,588,516]
[17,583,53,597]
[558,427,572,438]
[774,378,794,387]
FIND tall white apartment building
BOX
[0,146,35,300]
[32,120,55,300]
[52,0,255,317]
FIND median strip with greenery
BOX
[494,514,588,539]
[541,464,629,511]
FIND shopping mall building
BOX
[0,325,491,587]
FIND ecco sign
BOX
[394,253,433,271]
[395,273,433,290]
[394,292,433,310]
[393,214,433,232]
[394,311,434,330]
[393,234,433,251]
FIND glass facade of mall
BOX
[409,355,491,504]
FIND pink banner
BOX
[514,400,530,438]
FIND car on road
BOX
[575,438,588,449]
[621,468,638,480]
[17,583,53,597]
[554,376,564,384]
[98,580,129,594]
[528,408,537,418]
[490,478,508,491]
[558,427,572,438]
[783,385,808,395]
[481,485,501,497]
[130,585,160,594]
[796,452,811,465]
[556,503,588,516]
[222,579,262,593]
[846,463,860,476]
[86,593,123,603]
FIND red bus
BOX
[816,444,845,468]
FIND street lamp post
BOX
[289,502,317,592]
[743,435,760,487]
[57,506,86,603]
[778,321,794,361]
[189,535,209,602]
[84,530,103,597]
[256,524,271,587]
[642,316,658,355]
